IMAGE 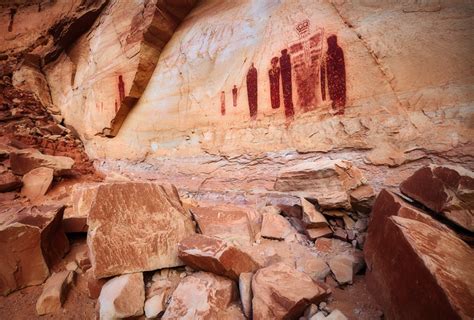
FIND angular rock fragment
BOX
[98,272,145,319]
[145,268,182,318]
[365,189,474,320]
[145,291,167,319]
[86,182,195,278]
[307,226,333,240]
[85,269,106,299]
[62,207,88,233]
[296,256,331,281]
[252,263,330,320]
[178,234,260,280]
[0,171,22,192]
[10,149,74,175]
[301,197,328,227]
[0,205,69,295]
[21,167,54,201]
[162,272,244,320]
[191,206,254,244]
[36,271,74,315]
[239,272,253,318]
[349,184,376,213]
[274,159,367,209]
[400,165,474,231]
[260,211,297,240]
[328,255,354,285]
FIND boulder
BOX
[191,206,254,244]
[36,271,74,315]
[239,272,253,318]
[296,256,331,281]
[328,255,354,285]
[20,167,54,201]
[0,205,69,295]
[274,160,367,210]
[400,165,474,232]
[145,269,182,318]
[365,189,474,320]
[9,149,74,176]
[0,171,22,192]
[86,182,195,278]
[178,234,260,280]
[145,291,167,319]
[301,198,328,227]
[162,272,245,320]
[349,185,376,214]
[260,211,298,240]
[252,263,330,320]
[98,272,145,319]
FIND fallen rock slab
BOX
[191,206,254,244]
[36,271,74,315]
[162,272,245,320]
[307,226,333,240]
[260,211,297,240]
[400,165,474,232]
[252,262,330,320]
[274,159,366,210]
[10,149,74,175]
[98,272,145,319]
[86,182,195,278]
[178,234,260,280]
[0,205,69,295]
[301,197,328,228]
[21,167,54,201]
[0,171,22,192]
[365,189,474,320]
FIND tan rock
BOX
[349,184,376,213]
[10,149,74,176]
[0,171,22,192]
[178,234,260,280]
[260,211,297,240]
[307,226,333,240]
[275,160,366,210]
[239,272,253,318]
[36,271,74,315]
[296,256,330,281]
[365,189,474,320]
[400,165,474,232]
[162,272,244,320]
[21,167,54,201]
[0,205,69,295]
[191,206,254,244]
[98,272,145,319]
[252,262,330,320]
[45,0,197,137]
[144,290,167,319]
[301,198,328,227]
[328,255,354,285]
[86,182,195,278]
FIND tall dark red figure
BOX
[246,63,258,119]
[118,75,125,105]
[268,57,280,109]
[232,85,238,107]
[321,35,346,115]
[280,49,294,119]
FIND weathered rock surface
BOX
[191,206,254,244]
[0,205,69,295]
[98,272,145,319]
[36,271,74,315]
[301,197,328,227]
[239,272,253,318]
[162,272,244,320]
[365,189,474,320]
[20,167,54,201]
[145,269,182,318]
[0,171,22,192]
[178,234,260,280]
[400,165,474,232]
[307,226,333,240]
[260,211,298,240]
[10,149,74,176]
[45,0,197,137]
[86,182,195,278]
[275,160,367,209]
[252,262,330,320]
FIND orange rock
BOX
[0,171,22,192]
[162,272,244,320]
[178,234,260,280]
[252,263,330,320]
[20,167,54,201]
[36,271,74,315]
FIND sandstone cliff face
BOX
[74,0,472,203]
